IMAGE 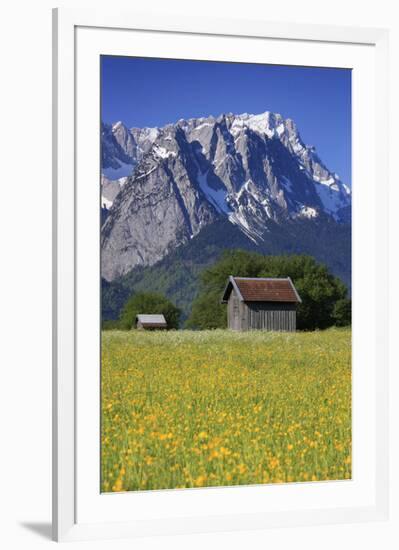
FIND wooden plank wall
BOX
[245,306,296,332]
[227,295,297,331]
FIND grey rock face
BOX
[101,175,129,209]
[130,126,160,160]
[101,111,351,281]
[101,122,136,180]
[101,127,218,280]
[112,121,138,159]
[101,122,134,169]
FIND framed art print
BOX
[53,8,389,542]
[100,56,353,492]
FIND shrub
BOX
[119,292,181,330]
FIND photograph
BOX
[100,56,352,493]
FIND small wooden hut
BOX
[135,314,167,330]
[221,276,301,332]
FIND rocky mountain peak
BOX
[100,111,351,281]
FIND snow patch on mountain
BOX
[153,145,177,159]
[112,121,124,131]
[236,179,252,200]
[299,205,318,219]
[311,172,351,219]
[230,111,285,139]
[101,196,113,209]
[193,122,213,131]
[136,166,158,180]
[197,169,231,215]
[228,209,265,244]
[102,160,135,180]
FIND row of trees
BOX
[187,250,351,330]
[104,251,351,331]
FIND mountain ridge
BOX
[101,110,351,282]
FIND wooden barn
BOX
[221,276,302,332]
[135,314,167,330]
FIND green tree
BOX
[119,292,181,330]
[186,250,265,329]
[186,250,350,330]
[332,298,352,327]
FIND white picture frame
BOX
[52,7,389,542]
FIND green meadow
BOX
[101,328,351,492]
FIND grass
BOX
[101,328,351,492]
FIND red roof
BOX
[222,277,301,303]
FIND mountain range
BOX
[100,111,351,319]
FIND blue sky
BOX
[101,56,351,186]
